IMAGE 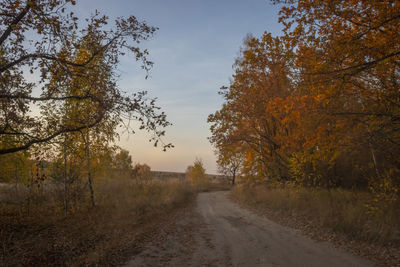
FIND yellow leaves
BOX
[74,48,91,64]
[246,150,254,162]
[186,158,208,189]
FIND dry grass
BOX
[191,178,232,192]
[0,179,195,266]
[231,184,400,245]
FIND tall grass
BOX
[231,184,400,245]
[0,178,194,266]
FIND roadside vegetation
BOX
[231,184,400,245]
[230,184,400,266]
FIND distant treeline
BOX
[152,171,226,181]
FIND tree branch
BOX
[0,35,119,73]
[0,2,32,45]
[0,112,104,155]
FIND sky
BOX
[76,0,283,174]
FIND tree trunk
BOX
[370,145,380,179]
[63,139,69,216]
[14,162,22,215]
[86,129,95,207]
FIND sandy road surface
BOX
[126,191,373,267]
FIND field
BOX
[0,179,195,266]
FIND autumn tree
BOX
[273,0,400,190]
[0,0,172,155]
[0,0,173,211]
[186,158,207,186]
[216,146,244,185]
[42,34,125,208]
[208,33,295,182]
[210,0,399,196]
[114,149,133,177]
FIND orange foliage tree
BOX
[209,33,296,183]
[209,1,400,194]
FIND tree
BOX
[114,149,133,177]
[208,33,295,182]
[216,146,243,185]
[0,148,29,183]
[186,158,207,185]
[209,1,400,193]
[0,0,172,155]
[273,0,400,189]
[132,163,152,183]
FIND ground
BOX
[125,191,372,267]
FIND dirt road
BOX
[126,191,373,266]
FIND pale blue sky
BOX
[77,0,283,173]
